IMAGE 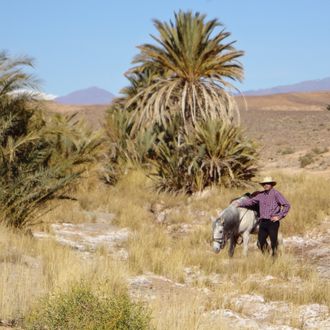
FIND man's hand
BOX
[271,216,280,222]
[232,201,240,207]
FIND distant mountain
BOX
[55,87,115,105]
[244,77,330,96]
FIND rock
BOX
[206,308,262,329]
[155,210,168,224]
[222,294,330,329]
[149,202,171,224]
[82,210,115,223]
[150,201,167,214]
[203,308,299,330]
[128,273,187,302]
[33,222,129,260]
[128,275,153,289]
[298,304,330,329]
[284,219,330,279]
[230,294,293,325]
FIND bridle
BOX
[213,208,249,249]
[213,218,227,249]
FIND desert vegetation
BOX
[0,51,103,229]
[0,169,329,328]
[105,11,257,193]
[1,10,329,330]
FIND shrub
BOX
[24,283,152,330]
[311,146,328,155]
[104,107,157,169]
[150,118,258,193]
[0,110,103,229]
[326,104,330,111]
[279,147,295,155]
[299,152,315,168]
[0,52,103,229]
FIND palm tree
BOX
[127,11,244,131]
[0,51,38,99]
[0,51,103,229]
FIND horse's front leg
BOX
[242,231,250,256]
[228,234,236,257]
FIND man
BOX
[234,176,290,256]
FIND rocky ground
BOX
[45,93,330,171]
[284,217,330,280]
[31,208,330,329]
[9,99,330,328]
[240,110,330,170]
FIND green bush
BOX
[24,283,152,330]
[299,152,315,168]
[150,118,258,193]
[104,107,157,169]
[0,52,103,229]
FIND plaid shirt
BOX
[238,188,290,220]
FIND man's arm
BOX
[275,191,291,219]
[235,195,260,208]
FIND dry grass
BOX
[0,226,127,321]
[0,168,329,327]
[150,292,230,330]
[105,169,330,303]
[92,169,329,310]
[269,170,330,235]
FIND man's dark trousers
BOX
[258,219,280,255]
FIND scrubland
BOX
[1,168,329,329]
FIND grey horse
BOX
[212,195,259,257]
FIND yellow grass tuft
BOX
[0,226,127,320]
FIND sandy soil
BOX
[44,90,330,170]
[240,109,330,170]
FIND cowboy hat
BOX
[259,176,277,186]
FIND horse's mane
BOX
[230,192,251,204]
[215,191,261,227]
[229,191,261,216]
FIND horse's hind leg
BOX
[242,231,250,256]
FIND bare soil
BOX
[240,109,330,170]
[45,90,330,170]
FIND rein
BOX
[236,208,249,245]
[239,208,249,223]
[213,207,249,246]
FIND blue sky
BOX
[1,0,329,96]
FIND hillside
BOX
[237,91,330,111]
[44,101,108,128]
[243,77,330,95]
[44,91,330,171]
[55,86,115,105]
[46,90,330,122]
[3,93,330,330]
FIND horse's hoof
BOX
[212,242,221,254]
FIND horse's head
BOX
[212,217,226,253]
